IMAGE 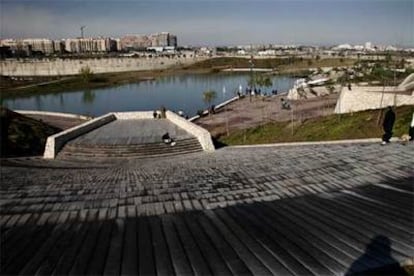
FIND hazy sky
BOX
[1,0,413,47]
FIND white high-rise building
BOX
[64,37,114,53]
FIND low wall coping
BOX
[43,110,215,158]
[15,110,92,120]
[166,111,215,152]
[43,113,116,159]
[189,96,240,122]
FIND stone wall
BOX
[334,86,414,114]
[43,113,116,159]
[0,56,206,76]
[16,110,92,120]
[166,111,215,152]
[113,111,154,120]
[43,110,215,158]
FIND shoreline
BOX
[1,57,356,98]
[0,67,212,98]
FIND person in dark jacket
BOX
[382,106,395,145]
[409,112,414,141]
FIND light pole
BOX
[249,55,254,103]
[223,86,229,136]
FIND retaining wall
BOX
[334,86,414,114]
[43,113,116,159]
[113,111,154,120]
[16,110,92,120]
[189,96,240,122]
[166,111,215,152]
[1,56,206,76]
[43,110,215,158]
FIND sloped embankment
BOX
[0,107,61,157]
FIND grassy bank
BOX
[186,57,355,72]
[218,105,414,145]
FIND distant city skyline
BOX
[1,0,413,47]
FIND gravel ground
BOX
[195,93,339,137]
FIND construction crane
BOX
[80,26,86,38]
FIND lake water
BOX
[2,73,296,117]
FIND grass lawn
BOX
[218,105,414,145]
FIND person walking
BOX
[381,106,395,145]
[409,112,414,141]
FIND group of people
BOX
[381,106,414,145]
[243,88,279,97]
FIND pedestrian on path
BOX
[409,112,414,141]
[381,106,395,145]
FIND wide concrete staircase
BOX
[57,137,203,159]
[1,156,113,168]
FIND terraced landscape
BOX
[1,142,413,275]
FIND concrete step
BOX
[58,138,203,159]
[63,143,201,153]
[62,142,202,155]
[57,148,203,159]
[66,138,200,151]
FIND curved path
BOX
[1,142,413,275]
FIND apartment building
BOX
[120,32,178,50]
[64,37,116,53]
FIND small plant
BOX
[79,66,93,83]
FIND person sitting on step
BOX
[281,98,291,110]
[162,132,176,146]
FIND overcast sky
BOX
[1,0,413,47]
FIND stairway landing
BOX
[68,119,194,145]
[58,119,203,159]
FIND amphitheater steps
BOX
[57,138,203,159]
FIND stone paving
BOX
[1,143,413,217]
[1,142,413,275]
[68,119,194,145]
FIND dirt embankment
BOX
[0,107,62,157]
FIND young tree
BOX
[202,90,217,115]
[248,73,272,92]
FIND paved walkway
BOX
[195,93,339,136]
[1,142,413,275]
[68,119,194,145]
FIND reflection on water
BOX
[82,90,96,104]
[3,73,296,117]
[59,94,65,108]
[35,95,42,110]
